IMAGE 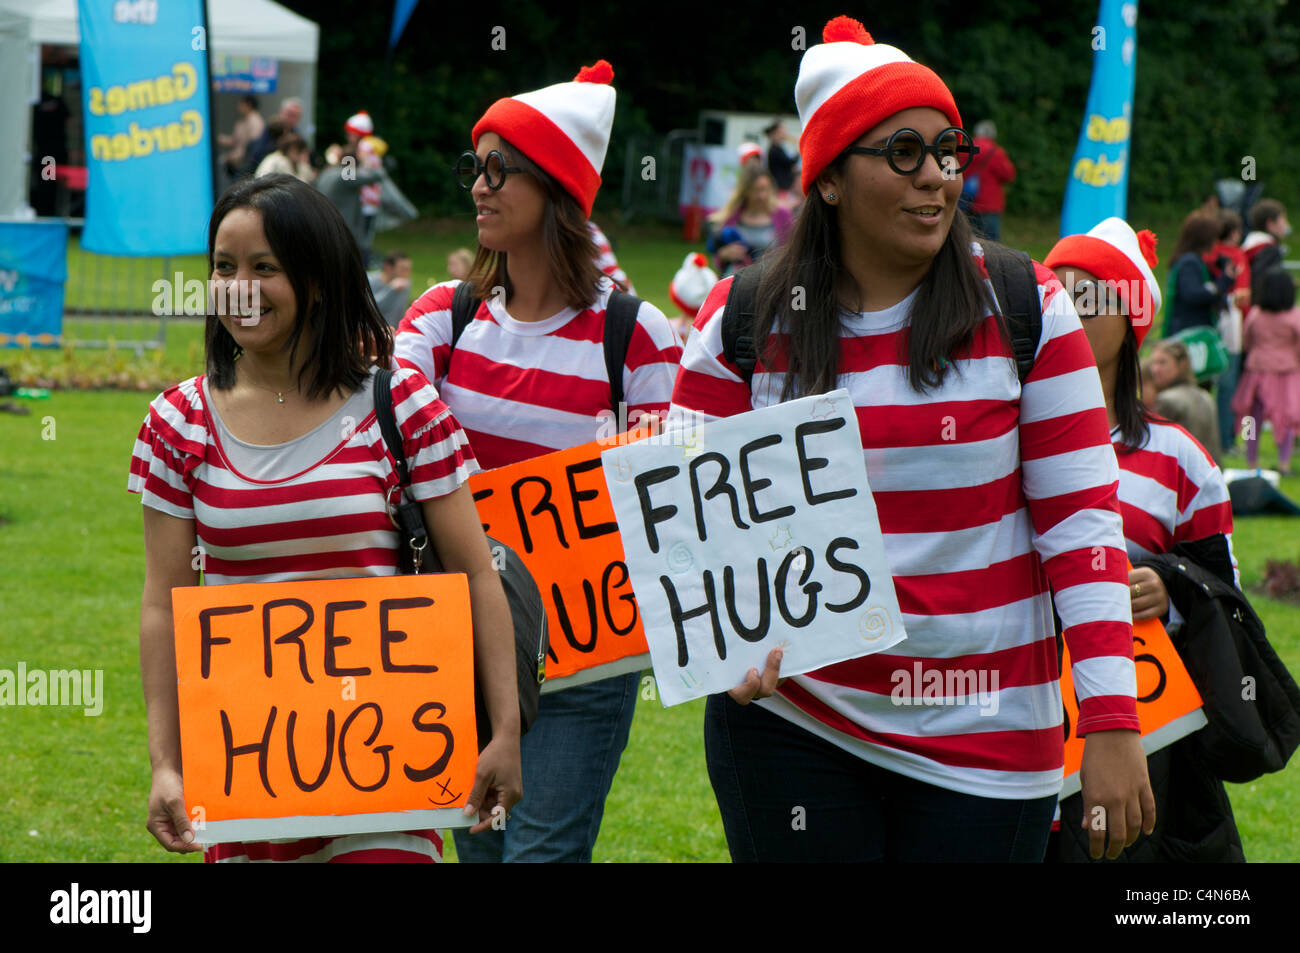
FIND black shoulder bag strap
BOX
[372,367,431,573]
[603,287,642,412]
[721,264,765,390]
[982,242,1042,384]
[450,279,479,351]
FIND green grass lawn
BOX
[2,214,1298,863]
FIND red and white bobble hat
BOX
[669,252,719,318]
[738,142,763,165]
[344,110,374,137]
[795,15,961,196]
[472,61,616,217]
[1045,217,1161,344]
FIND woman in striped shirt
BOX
[667,16,1154,862]
[131,174,521,862]
[1047,218,1244,861]
[394,62,681,862]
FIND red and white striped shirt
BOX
[668,244,1140,800]
[588,221,634,294]
[128,366,477,861]
[1114,418,1238,582]
[394,278,682,469]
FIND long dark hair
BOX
[468,137,610,310]
[1113,324,1154,451]
[205,174,391,399]
[752,170,998,398]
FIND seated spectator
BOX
[368,250,413,327]
[705,169,792,278]
[255,135,316,183]
[1150,339,1224,464]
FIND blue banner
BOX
[0,221,68,348]
[1059,0,1138,237]
[389,0,420,50]
[77,0,214,255]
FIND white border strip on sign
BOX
[197,807,470,845]
[540,653,651,694]
[1057,707,1208,800]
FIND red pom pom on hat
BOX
[691,252,708,268]
[1137,229,1159,269]
[822,15,872,45]
[574,60,614,84]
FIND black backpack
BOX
[372,367,548,749]
[719,243,1043,388]
[450,280,644,411]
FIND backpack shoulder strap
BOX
[372,367,409,487]
[603,287,642,412]
[982,242,1041,383]
[450,280,480,352]
[721,265,764,390]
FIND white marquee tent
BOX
[0,0,319,217]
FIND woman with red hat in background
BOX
[1046,219,1247,862]
[669,15,1154,862]
[395,61,682,862]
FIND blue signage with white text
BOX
[77,0,214,255]
[1059,0,1139,237]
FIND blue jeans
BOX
[1216,352,1243,451]
[705,693,1056,862]
[453,671,639,862]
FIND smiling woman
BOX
[129,174,522,863]
[393,60,682,864]
[667,14,1156,863]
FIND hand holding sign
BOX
[171,575,478,844]
[602,390,907,706]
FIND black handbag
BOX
[372,368,547,747]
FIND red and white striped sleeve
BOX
[588,221,635,294]
[1170,427,1238,584]
[667,276,754,425]
[388,366,479,501]
[394,280,458,388]
[1016,265,1139,736]
[622,299,684,426]
[127,379,206,519]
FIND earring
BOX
[825,192,837,204]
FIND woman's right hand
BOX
[728,648,784,705]
[147,766,202,853]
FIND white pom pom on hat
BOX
[669,252,719,318]
[1045,217,1161,344]
[795,15,961,195]
[472,60,617,217]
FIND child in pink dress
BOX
[1232,269,1300,474]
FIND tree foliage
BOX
[283,0,1300,221]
